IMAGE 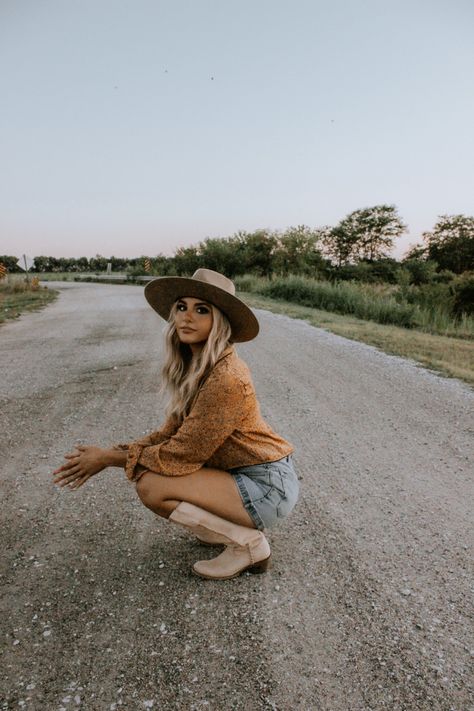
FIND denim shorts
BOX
[228,455,299,531]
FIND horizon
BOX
[6,218,428,264]
[2,1,473,262]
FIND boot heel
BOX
[248,555,271,574]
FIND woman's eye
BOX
[177,303,186,311]
[197,307,210,314]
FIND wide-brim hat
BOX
[144,268,259,342]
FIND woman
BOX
[53,269,299,580]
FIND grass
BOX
[235,274,474,340]
[239,291,474,387]
[34,272,95,281]
[0,277,58,324]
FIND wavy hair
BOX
[160,301,232,422]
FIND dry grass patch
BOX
[240,292,474,387]
[0,279,58,324]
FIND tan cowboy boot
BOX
[194,531,227,546]
[169,502,271,580]
[169,501,228,545]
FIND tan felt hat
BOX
[144,268,259,342]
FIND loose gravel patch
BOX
[1,282,473,710]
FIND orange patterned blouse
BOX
[116,346,293,481]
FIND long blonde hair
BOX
[161,301,233,422]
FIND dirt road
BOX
[1,282,473,711]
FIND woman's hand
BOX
[52,445,108,490]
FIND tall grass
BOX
[235,274,474,339]
[0,275,37,293]
[0,275,57,322]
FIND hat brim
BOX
[144,277,259,343]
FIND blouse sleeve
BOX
[123,367,247,481]
[112,416,179,451]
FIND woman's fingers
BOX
[55,475,79,488]
[69,474,90,490]
[53,454,80,472]
[53,462,75,474]
[53,466,81,485]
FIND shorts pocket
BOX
[276,488,298,519]
[275,467,300,519]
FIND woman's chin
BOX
[178,335,205,348]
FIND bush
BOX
[432,269,456,284]
[451,275,474,317]
[235,274,262,293]
[255,275,419,328]
[236,273,474,337]
[402,259,438,285]
[328,259,401,284]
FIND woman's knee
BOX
[135,472,166,512]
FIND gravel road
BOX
[1,281,473,711]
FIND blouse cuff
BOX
[124,442,145,482]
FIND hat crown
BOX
[191,268,236,297]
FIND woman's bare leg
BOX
[135,467,256,528]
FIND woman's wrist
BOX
[102,448,128,469]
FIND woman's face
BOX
[174,297,213,352]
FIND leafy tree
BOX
[110,256,129,271]
[31,256,51,272]
[238,230,278,277]
[422,214,474,274]
[173,246,202,275]
[57,257,80,272]
[403,243,427,261]
[33,256,61,272]
[198,237,244,277]
[76,257,90,272]
[321,225,358,267]
[324,205,406,265]
[89,254,108,272]
[151,254,174,275]
[273,225,325,276]
[0,255,21,272]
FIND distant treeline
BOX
[2,206,473,284]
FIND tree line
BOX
[2,206,473,283]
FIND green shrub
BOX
[451,275,474,317]
[402,259,438,285]
[255,275,419,328]
[236,273,474,337]
[432,269,456,284]
[234,274,262,293]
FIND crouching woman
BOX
[53,269,299,580]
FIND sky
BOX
[1,0,473,262]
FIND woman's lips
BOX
[179,327,196,333]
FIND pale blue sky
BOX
[1,0,473,261]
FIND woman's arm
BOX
[53,416,180,490]
[52,445,128,491]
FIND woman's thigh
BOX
[135,467,256,528]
